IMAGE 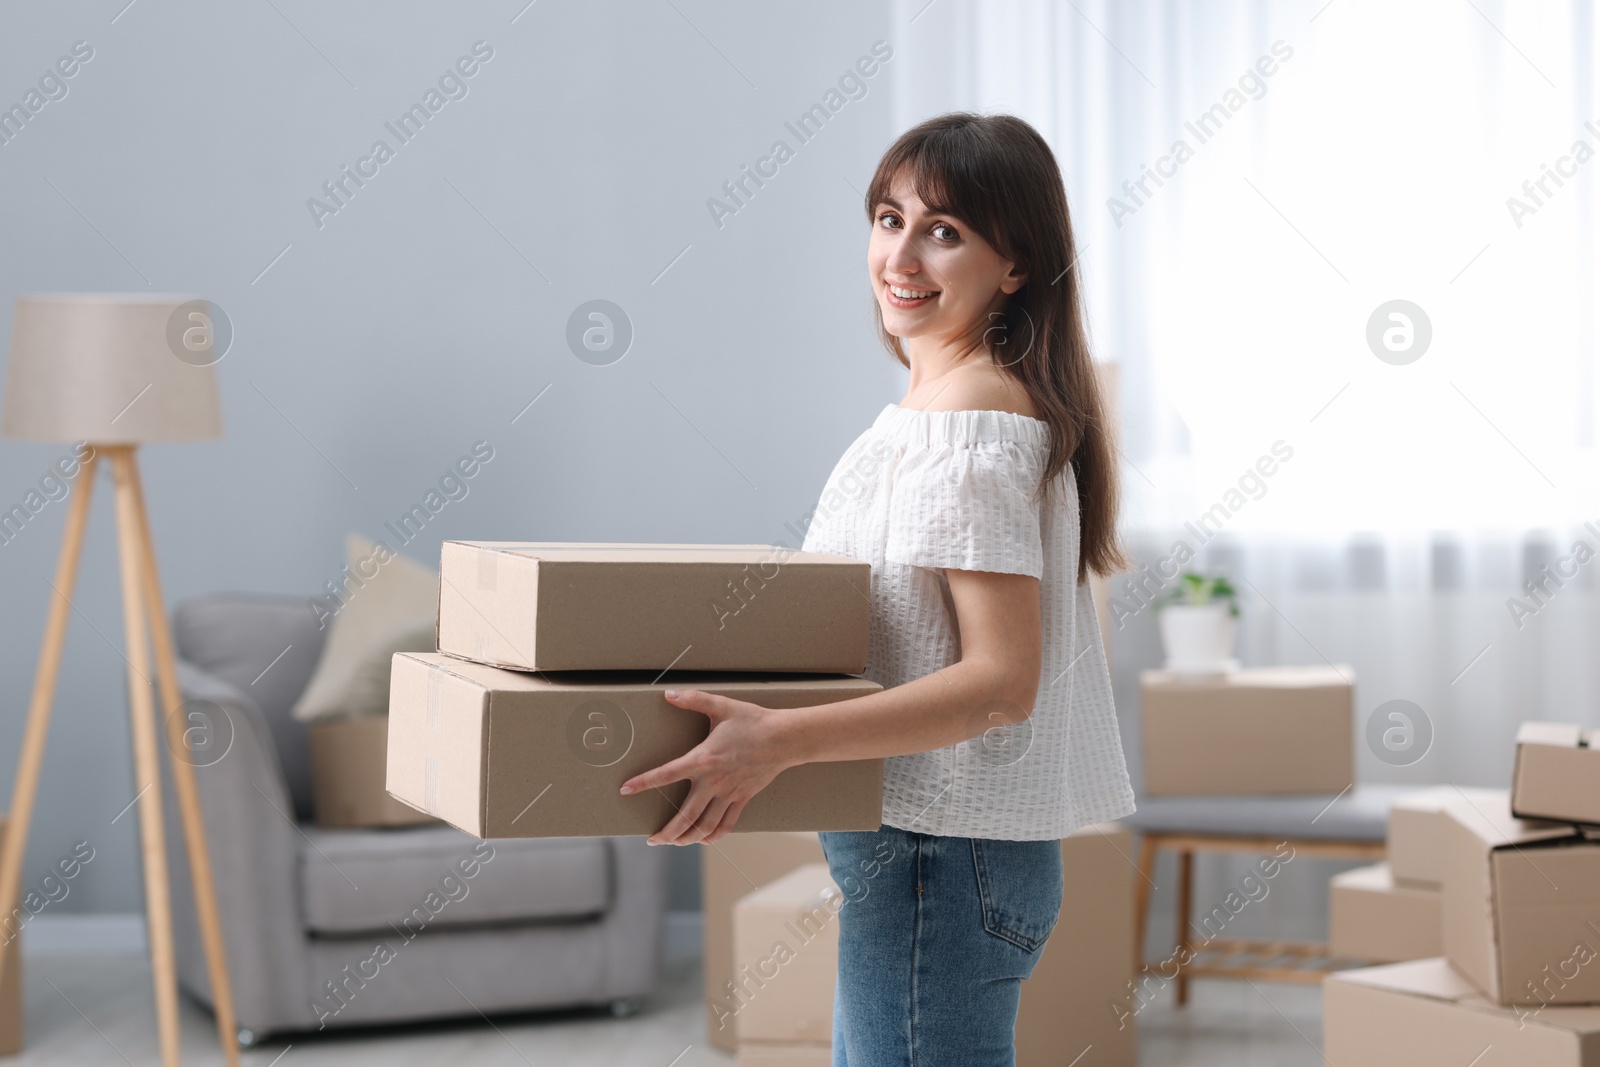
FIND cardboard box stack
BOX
[704,832,826,1053]
[385,543,886,838]
[1326,785,1505,965]
[1328,863,1442,965]
[713,825,1138,1066]
[1511,721,1600,825]
[1139,666,1354,794]
[1324,726,1600,1065]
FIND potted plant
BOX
[1155,572,1240,674]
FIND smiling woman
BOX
[622,111,1133,1067]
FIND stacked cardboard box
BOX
[1328,864,1441,964]
[1325,729,1600,1064]
[1511,721,1600,825]
[733,863,839,1062]
[385,543,885,838]
[1327,786,1505,964]
[716,825,1138,1065]
[1139,666,1354,794]
[704,832,826,1053]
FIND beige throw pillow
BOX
[292,534,439,722]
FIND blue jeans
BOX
[818,824,1064,1067]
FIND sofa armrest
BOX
[162,659,312,1034]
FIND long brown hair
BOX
[864,111,1126,581]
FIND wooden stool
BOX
[1133,831,1384,1004]
[1124,787,1412,1005]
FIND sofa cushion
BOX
[173,593,328,819]
[298,825,612,936]
[1123,784,1415,841]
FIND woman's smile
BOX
[884,282,939,308]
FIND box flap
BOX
[1517,721,1585,748]
[1441,793,1574,852]
[1331,862,1395,892]
[1327,958,1479,1003]
[1328,959,1600,1033]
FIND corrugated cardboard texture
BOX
[1139,666,1353,795]
[1513,722,1600,826]
[1015,823,1138,1067]
[1440,796,1599,1005]
[733,863,839,1046]
[310,717,439,828]
[436,542,870,673]
[1324,958,1600,1066]
[1329,863,1441,963]
[387,653,884,838]
[704,832,825,1052]
[1388,786,1509,887]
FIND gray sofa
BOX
[161,592,668,1044]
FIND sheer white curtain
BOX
[891,0,1600,790]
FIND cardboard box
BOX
[1139,666,1354,795]
[732,863,839,1047]
[1440,794,1600,1005]
[736,1045,832,1067]
[1512,722,1600,826]
[704,832,824,1052]
[309,716,440,829]
[1329,863,1441,963]
[1016,823,1138,1067]
[436,542,869,674]
[1387,786,1508,887]
[715,825,1138,1065]
[1324,958,1600,1066]
[386,653,884,838]
[0,818,22,1056]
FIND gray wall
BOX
[0,1,902,915]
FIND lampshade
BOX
[3,293,223,444]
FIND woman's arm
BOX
[620,568,1043,844]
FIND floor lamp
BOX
[0,294,240,1067]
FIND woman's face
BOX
[868,173,1026,347]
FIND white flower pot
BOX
[1158,603,1238,674]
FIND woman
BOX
[619,112,1136,1065]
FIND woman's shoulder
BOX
[906,364,1040,420]
[883,368,1048,452]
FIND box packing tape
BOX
[426,667,444,733]
[424,758,439,814]
[477,549,497,592]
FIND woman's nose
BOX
[884,240,920,276]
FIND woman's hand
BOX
[619,689,794,845]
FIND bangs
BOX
[864,127,1009,257]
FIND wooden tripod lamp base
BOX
[0,295,240,1067]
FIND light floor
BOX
[16,951,1326,1066]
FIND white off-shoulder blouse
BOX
[801,402,1137,841]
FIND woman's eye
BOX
[878,212,902,229]
[932,223,958,241]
